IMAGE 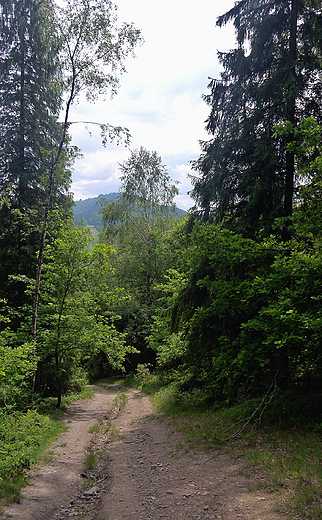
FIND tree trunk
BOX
[31,73,76,398]
[283,0,298,242]
[56,345,62,408]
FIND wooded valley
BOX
[2,0,322,515]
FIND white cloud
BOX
[69,0,236,208]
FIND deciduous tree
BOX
[100,147,180,363]
[100,147,180,312]
[31,0,142,349]
[37,223,135,406]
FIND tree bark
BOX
[31,71,75,397]
[283,0,298,242]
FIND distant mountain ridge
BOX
[73,193,119,230]
[73,193,187,231]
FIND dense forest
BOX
[2,0,322,508]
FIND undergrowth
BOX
[0,385,93,510]
[0,410,64,508]
[32,386,93,418]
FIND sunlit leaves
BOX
[160,221,322,400]
[38,222,136,404]
[0,343,37,408]
[56,0,143,103]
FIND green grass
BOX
[104,423,120,440]
[161,394,322,519]
[84,450,96,470]
[241,430,322,519]
[0,386,93,510]
[0,410,65,508]
[32,386,94,418]
[88,423,100,434]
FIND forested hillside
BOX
[2,0,322,514]
[74,193,119,230]
[73,192,187,231]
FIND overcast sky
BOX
[69,0,236,210]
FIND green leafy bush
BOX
[154,222,322,410]
[0,342,37,410]
[0,409,64,505]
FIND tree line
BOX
[1,0,322,431]
[0,0,142,408]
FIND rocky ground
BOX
[1,384,295,520]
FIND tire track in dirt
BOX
[1,385,115,520]
[88,388,292,520]
[1,384,293,520]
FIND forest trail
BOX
[1,384,292,520]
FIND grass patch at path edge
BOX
[115,366,322,520]
[0,385,94,511]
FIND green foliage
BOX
[99,148,182,363]
[35,222,137,405]
[0,0,143,408]
[31,386,93,417]
[100,149,180,304]
[148,269,188,367]
[119,147,179,209]
[0,0,74,309]
[191,0,322,238]
[149,322,187,368]
[152,384,210,415]
[134,363,154,386]
[149,219,322,404]
[274,117,322,239]
[56,0,143,111]
[0,410,64,505]
[85,451,96,470]
[237,247,322,385]
[0,342,37,410]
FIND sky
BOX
[69,0,236,211]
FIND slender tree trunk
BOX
[18,10,25,193]
[31,72,76,398]
[17,7,26,290]
[31,168,54,343]
[31,168,53,397]
[55,343,62,408]
[145,231,152,317]
[55,284,70,407]
[283,0,298,242]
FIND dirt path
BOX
[1,384,292,520]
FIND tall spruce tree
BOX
[191,0,322,239]
[0,0,72,307]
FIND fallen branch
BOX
[223,374,278,442]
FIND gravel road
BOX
[1,384,292,520]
